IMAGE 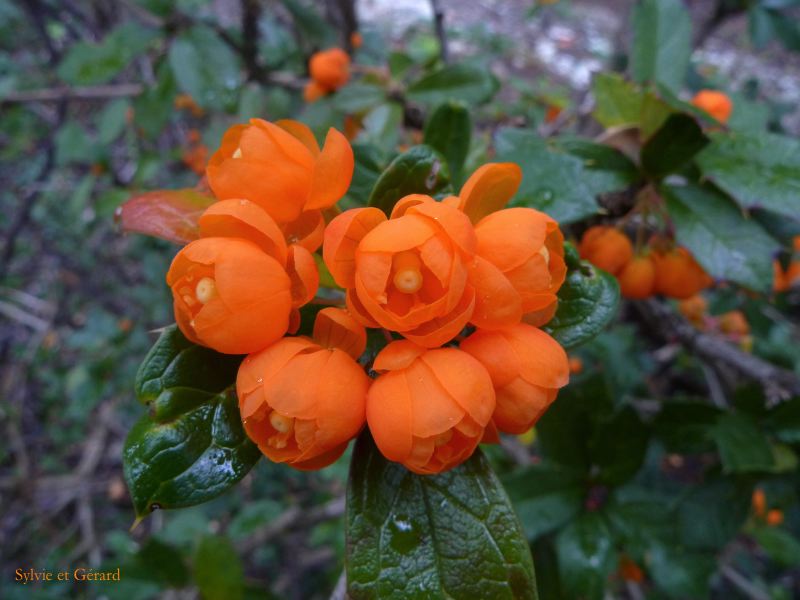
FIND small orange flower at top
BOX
[366,340,495,474]
[206,119,353,252]
[304,48,350,102]
[578,225,633,276]
[237,308,369,470]
[461,323,569,434]
[691,89,733,124]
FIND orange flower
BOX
[544,105,562,123]
[350,32,363,49]
[618,556,645,583]
[237,308,368,470]
[774,260,789,292]
[182,143,209,175]
[303,80,326,103]
[691,89,733,124]
[206,119,353,226]
[461,324,568,434]
[568,356,583,374]
[752,488,767,517]
[718,310,749,337]
[678,294,707,327]
[366,340,495,474]
[166,238,292,354]
[578,226,633,276]
[618,254,656,299]
[652,247,712,299]
[324,200,487,347]
[174,93,204,117]
[309,48,350,93]
[767,509,784,526]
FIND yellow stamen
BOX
[392,251,423,294]
[195,277,217,304]
[232,147,243,159]
[269,411,294,434]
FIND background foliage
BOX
[2,0,800,598]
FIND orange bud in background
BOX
[207,119,353,225]
[678,294,707,327]
[652,247,712,299]
[752,488,767,517]
[774,260,789,292]
[718,310,749,337]
[767,509,784,526]
[461,324,568,434]
[350,32,363,49]
[618,556,645,583]
[568,356,583,374]
[309,48,350,93]
[544,105,562,124]
[366,341,495,474]
[167,238,292,354]
[618,254,656,299]
[303,81,326,103]
[691,89,733,124]
[578,226,633,276]
[785,262,800,289]
[237,309,369,470]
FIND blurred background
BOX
[2,0,800,598]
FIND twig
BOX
[719,565,769,600]
[636,299,800,404]
[1,84,145,104]
[430,0,449,64]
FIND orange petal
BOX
[305,128,354,211]
[406,360,465,437]
[286,244,319,308]
[390,194,435,219]
[313,307,367,359]
[494,379,555,434]
[373,340,426,372]
[408,201,477,257]
[367,371,414,462]
[346,289,380,328]
[358,214,438,253]
[199,199,288,265]
[458,163,523,223]
[481,420,501,444]
[507,324,569,389]
[522,298,558,327]
[323,207,386,288]
[475,207,549,272]
[403,288,475,348]
[467,256,523,329]
[249,118,315,169]
[291,442,349,470]
[276,119,321,156]
[459,329,519,389]
[282,210,325,253]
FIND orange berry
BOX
[166,238,292,354]
[237,309,368,470]
[461,324,568,434]
[652,247,711,299]
[303,80,326,103]
[367,340,495,474]
[691,89,733,124]
[568,356,583,374]
[718,310,749,336]
[207,119,353,225]
[578,226,634,276]
[309,48,350,92]
[678,294,707,325]
[752,488,767,517]
[618,255,656,299]
[767,509,784,526]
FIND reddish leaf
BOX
[117,188,215,244]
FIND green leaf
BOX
[124,326,258,518]
[367,145,451,216]
[555,513,617,600]
[654,400,722,454]
[168,25,241,110]
[333,83,387,114]
[631,0,692,93]
[765,397,800,444]
[194,535,244,600]
[346,433,538,599]
[137,538,190,587]
[97,98,131,145]
[407,64,499,107]
[662,182,778,292]
[134,62,177,139]
[358,102,404,153]
[591,73,644,128]
[503,462,585,541]
[543,244,621,349]
[423,101,472,185]
[346,143,386,206]
[695,130,800,221]
[495,128,599,224]
[752,526,800,567]
[678,478,752,551]
[640,113,709,179]
[554,137,641,193]
[709,412,776,473]
[647,543,715,599]
[58,23,157,85]
[589,406,649,485]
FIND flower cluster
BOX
[166,119,570,474]
[579,225,712,300]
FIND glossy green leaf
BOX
[591,73,644,127]
[589,405,649,485]
[358,102,404,153]
[647,543,715,599]
[662,183,778,292]
[752,526,800,567]
[134,62,178,139]
[368,145,451,216]
[554,137,641,193]
[495,128,599,224]
[124,326,258,518]
[407,64,499,107]
[709,412,776,473]
[543,244,621,349]
[677,478,751,551]
[654,400,722,454]
[97,98,131,145]
[347,143,386,206]
[168,25,241,110]
[631,0,692,93]
[194,535,245,600]
[333,83,387,114]
[423,101,472,185]
[137,538,190,587]
[695,131,800,220]
[346,433,538,599]
[555,513,617,600]
[640,113,708,178]
[503,462,585,541]
[58,23,157,85]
